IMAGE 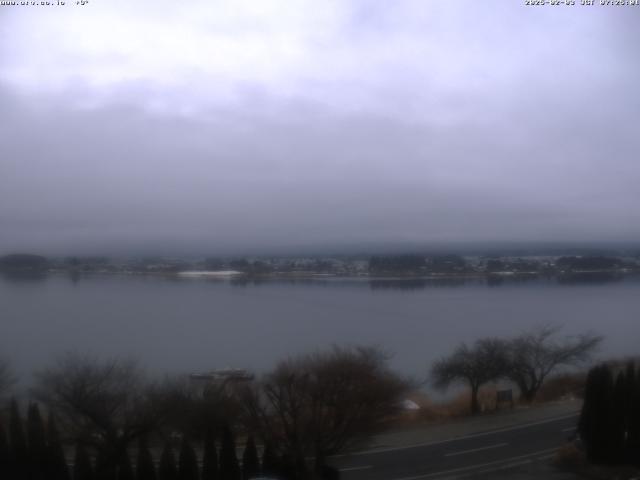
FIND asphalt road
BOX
[329,413,579,480]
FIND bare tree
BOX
[239,346,409,478]
[32,352,162,468]
[506,325,602,403]
[431,338,509,415]
[0,357,15,398]
[151,375,241,439]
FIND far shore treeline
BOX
[1,251,639,278]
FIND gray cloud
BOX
[1,1,639,255]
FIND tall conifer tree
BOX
[27,403,48,480]
[116,451,135,480]
[219,426,240,480]
[260,443,278,479]
[158,443,179,480]
[201,430,219,480]
[178,437,199,480]
[629,368,640,466]
[609,372,627,464]
[0,420,10,479]
[95,448,117,480]
[47,412,70,480]
[73,443,94,480]
[241,436,259,480]
[579,365,614,463]
[622,362,637,464]
[136,436,157,480]
[10,399,28,480]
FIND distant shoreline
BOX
[30,268,639,283]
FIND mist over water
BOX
[3,273,639,387]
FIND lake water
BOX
[2,273,639,386]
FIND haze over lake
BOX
[3,273,639,385]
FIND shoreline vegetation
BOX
[0,341,616,479]
[0,320,625,478]
[1,252,639,282]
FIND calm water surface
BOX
[2,273,639,384]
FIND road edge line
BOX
[333,412,578,457]
[388,447,558,480]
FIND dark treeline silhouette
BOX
[0,345,409,479]
[369,254,474,275]
[369,254,427,274]
[556,256,623,271]
[0,399,338,480]
[2,400,70,480]
[485,258,540,273]
[578,361,640,466]
[426,255,468,273]
[556,271,623,285]
[0,253,49,272]
[368,277,470,290]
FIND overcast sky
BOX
[1,1,639,255]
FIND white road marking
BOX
[444,442,508,457]
[331,412,579,458]
[465,459,534,478]
[452,452,556,478]
[339,465,372,472]
[388,447,558,480]
[537,454,555,461]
